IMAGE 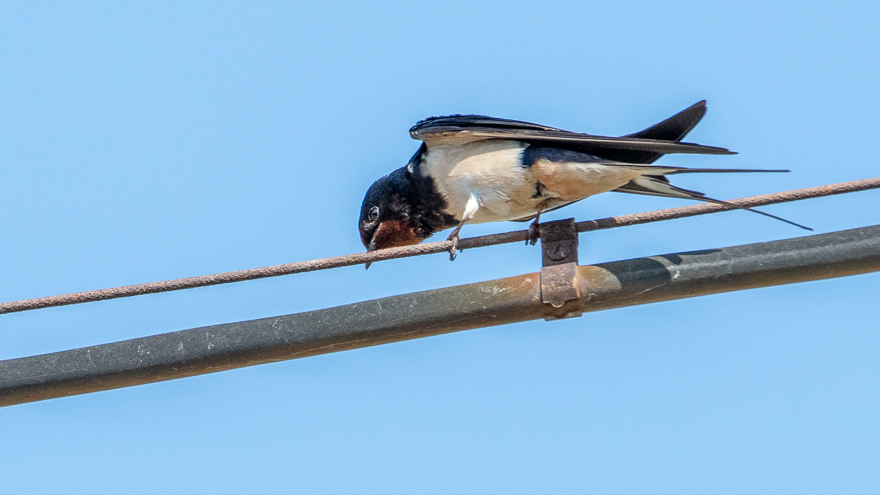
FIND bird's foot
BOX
[447,232,460,261]
[527,218,541,246]
[526,204,550,246]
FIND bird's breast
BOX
[421,140,551,223]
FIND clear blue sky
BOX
[2,1,878,493]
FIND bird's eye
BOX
[369,206,380,222]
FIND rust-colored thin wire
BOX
[2,176,879,315]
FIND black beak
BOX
[365,238,376,269]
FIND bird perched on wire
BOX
[359,100,808,260]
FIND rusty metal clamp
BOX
[538,218,583,320]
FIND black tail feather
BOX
[616,176,812,231]
[695,195,813,231]
[596,100,710,164]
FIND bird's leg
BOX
[527,199,554,246]
[448,192,480,261]
[527,213,542,246]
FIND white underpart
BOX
[422,140,646,224]
[530,158,644,201]
[423,139,531,223]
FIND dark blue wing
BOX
[409,104,733,156]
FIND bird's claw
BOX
[448,234,459,261]
[527,220,541,246]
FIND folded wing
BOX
[410,102,734,157]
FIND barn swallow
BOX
[359,100,808,260]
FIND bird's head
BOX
[359,170,427,251]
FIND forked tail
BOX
[615,172,811,231]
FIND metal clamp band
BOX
[539,219,583,319]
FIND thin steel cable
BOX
[2,176,879,315]
[5,224,880,407]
